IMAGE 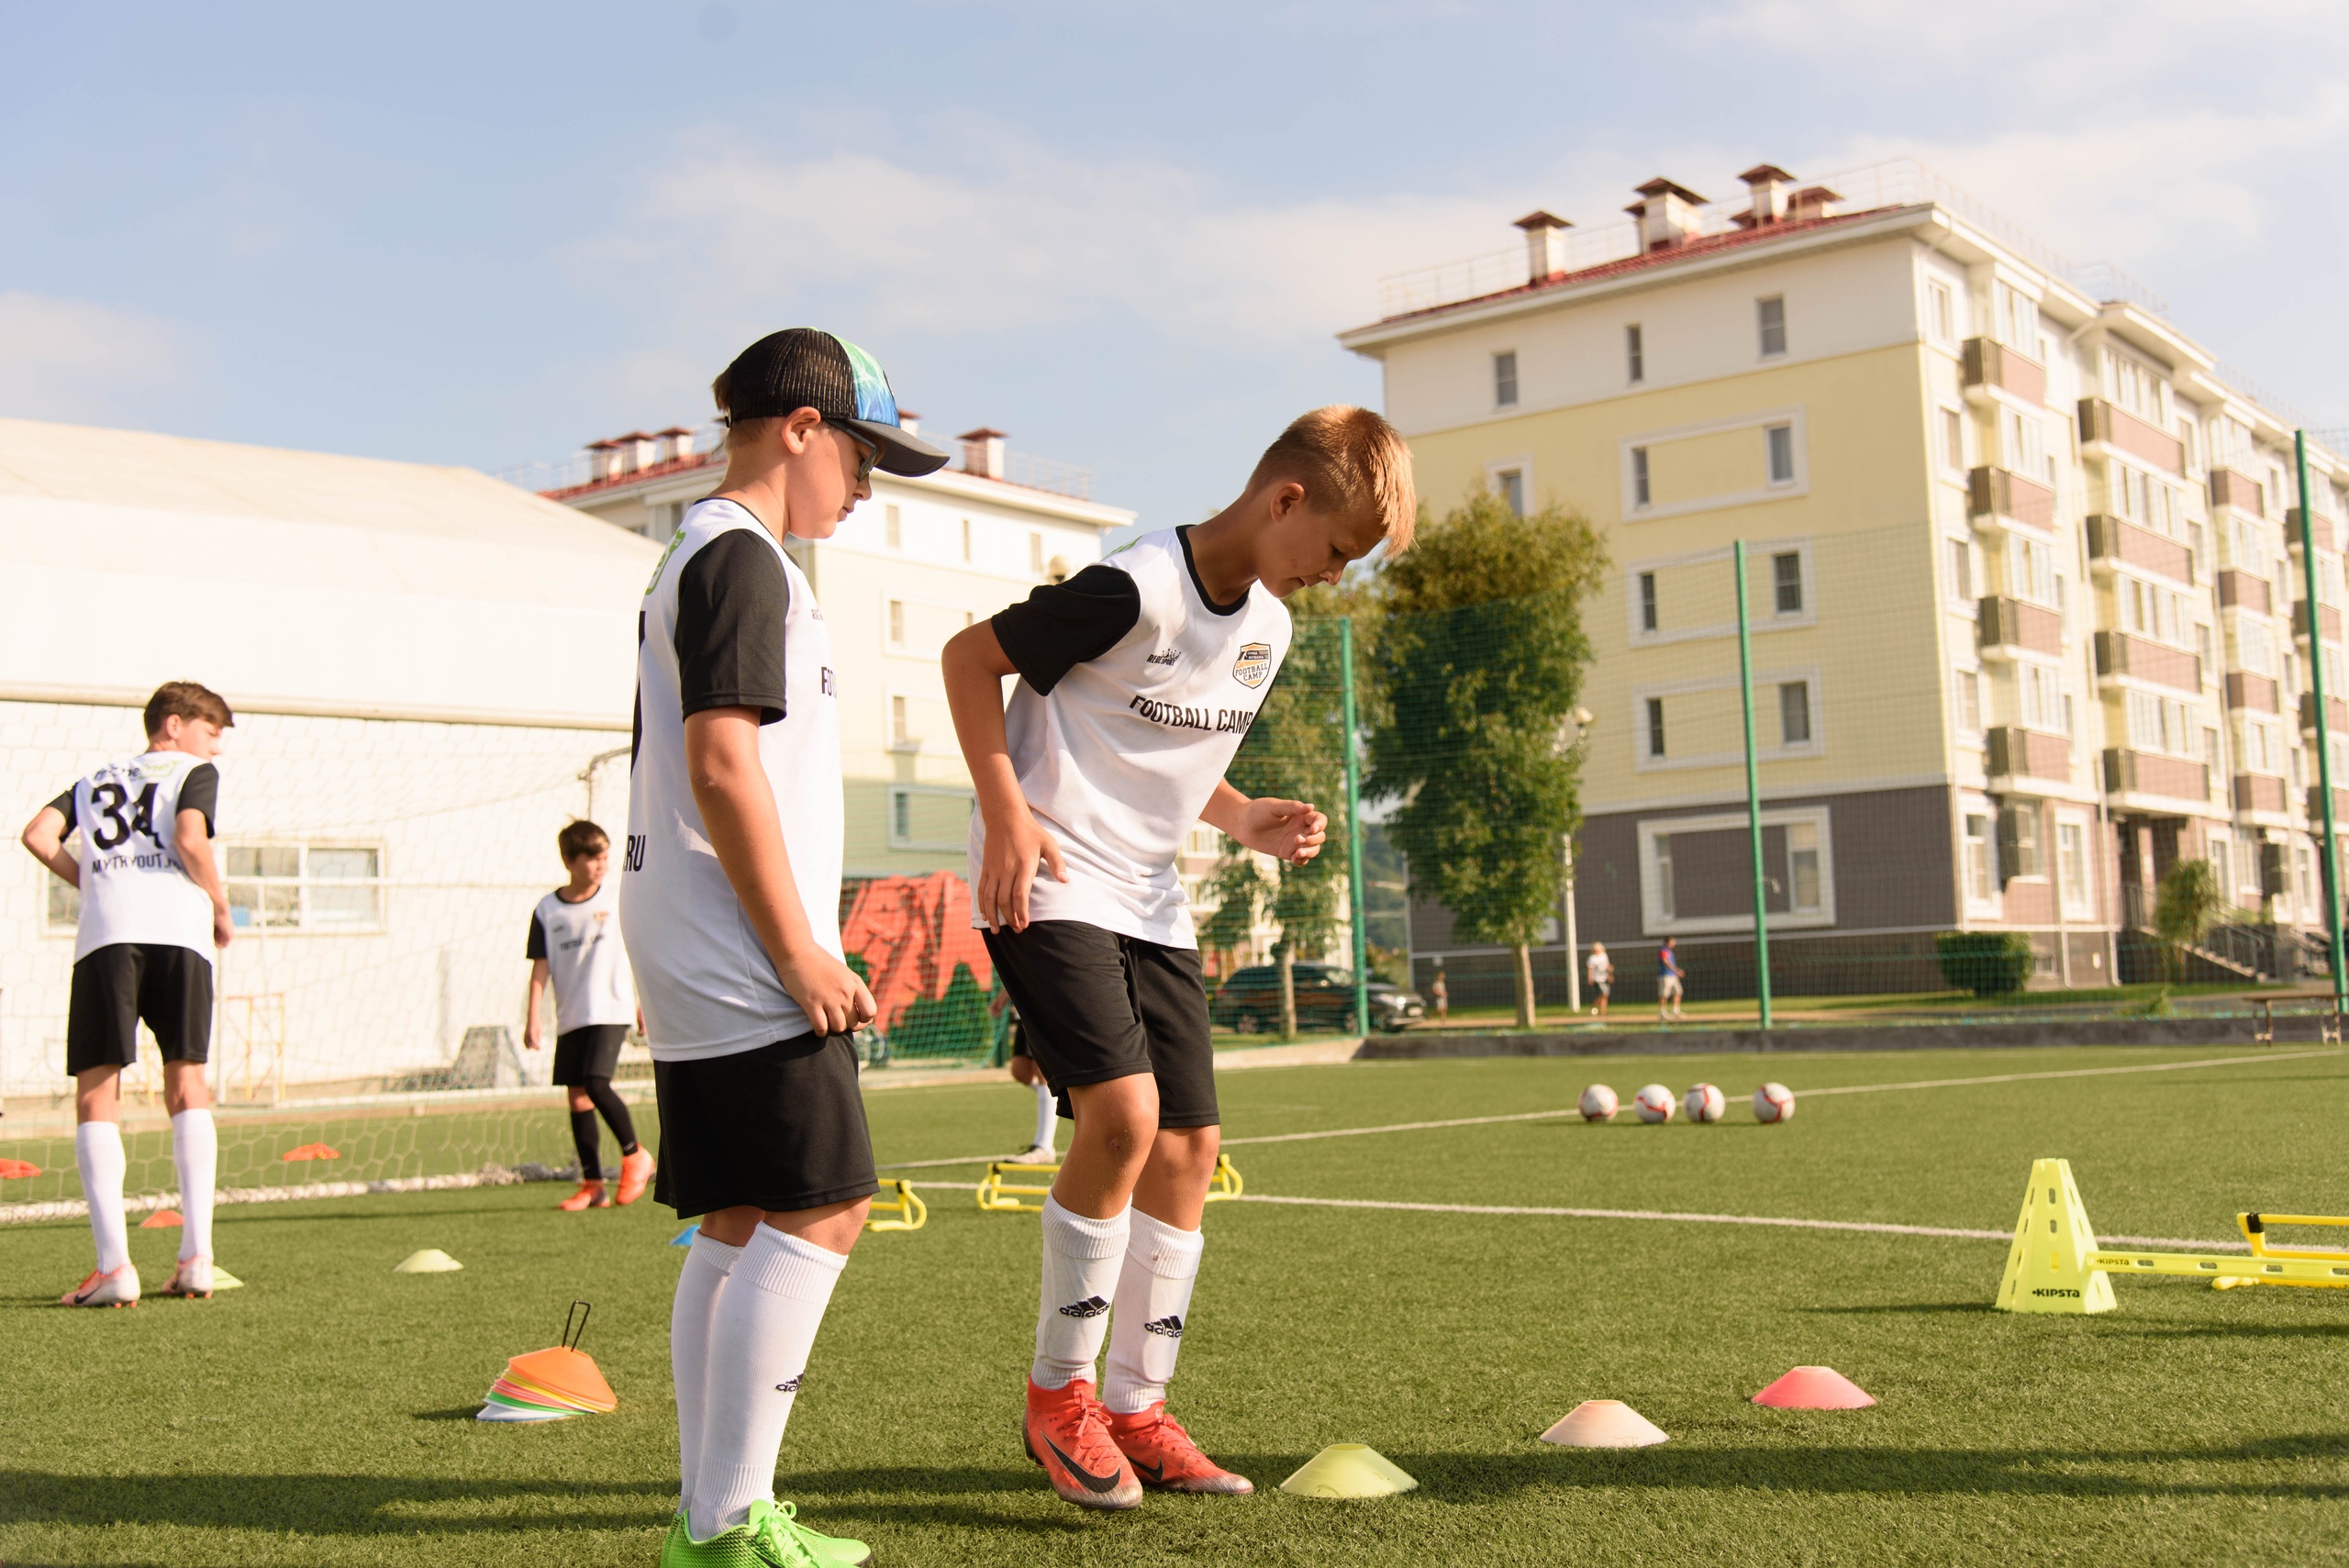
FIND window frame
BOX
[1636,805,1837,935]
[885,784,977,852]
[223,840,388,935]
[1757,295,1787,358]
[1492,349,1520,409]
[1625,323,1644,385]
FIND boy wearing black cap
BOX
[626,328,947,1567]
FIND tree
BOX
[2154,858,2224,982]
[1365,491,1607,1029]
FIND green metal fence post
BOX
[1735,540,1773,1029]
[1339,617,1371,1036]
[2295,430,2347,1007]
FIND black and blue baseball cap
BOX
[718,328,951,476]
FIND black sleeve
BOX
[176,763,219,838]
[674,531,790,724]
[526,910,549,960]
[48,788,75,832]
[990,563,1142,695]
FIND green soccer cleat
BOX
[659,1499,872,1567]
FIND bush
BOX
[1935,930,2036,997]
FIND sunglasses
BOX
[832,421,879,484]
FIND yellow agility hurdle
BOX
[977,1153,1243,1214]
[865,1179,927,1232]
[1995,1158,2349,1314]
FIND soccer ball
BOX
[1684,1083,1725,1123]
[1633,1084,1675,1123]
[1753,1083,1796,1123]
[1579,1084,1619,1122]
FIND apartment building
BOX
[543,421,1132,880]
[1340,161,2349,998]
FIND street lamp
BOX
[1556,706,1597,1015]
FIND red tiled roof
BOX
[541,449,718,502]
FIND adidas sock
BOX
[1031,1081,1057,1152]
[75,1121,129,1274]
[690,1224,847,1539]
[1032,1196,1129,1390]
[568,1108,603,1182]
[671,1230,742,1512]
[1103,1207,1205,1414]
[170,1108,217,1263]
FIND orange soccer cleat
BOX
[1107,1402,1254,1495]
[557,1181,611,1211]
[1022,1379,1141,1509]
[615,1148,655,1207]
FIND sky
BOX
[3,1,2344,530]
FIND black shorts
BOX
[551,1024,628,1084]
[983,921,1219,1130]
[1009,1019,1030,1060]
[67,943,213,1075]
[651,1033,877,1218]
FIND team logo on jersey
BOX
[1231,642,1272,689]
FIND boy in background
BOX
[1658,938,1686,1021]
[1585,942,1612,1018]
[944,406,1415,1510]
[20,682,236,1306]
[1004,1013,1057,1163]
[523,819,652,1210]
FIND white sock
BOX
[1104,1208,1206,1414]
[1032,1196,1129,1390]
[171,1108,217,1262]
[76,1122,129,1274]
[689,1225,847,1539]
[1031,1081,1057,1151]
[671,1230,742,1510]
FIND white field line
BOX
[0,1169,535,1226]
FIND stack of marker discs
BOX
[478,1302,617,1423]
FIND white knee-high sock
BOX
[171,1108,217,1262]
[689,1225,847,1540]
[76,1122,128,1273]
[1032,1197,1129,1390]
[1103,1208,1206,1414]
[671,1231,743,1510]
[1031,1081,1057,1151]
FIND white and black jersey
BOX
[974,526,1292,946]
[622,498,844,1062]
[527,882,635,1034]
[49,751,220,965]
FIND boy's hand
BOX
[212,905,234,949]
[1233,796,1328,866]
[524,1018,543,1051]
[977,806,1066,933]
[775,945,878,1039]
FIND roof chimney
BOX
[958,427,1007,481]
[1736,164,1794,228]
[897,409,920,438]
[1513,210,1573,283]
[654,426,696,465]
[1787,184,1842,222]
[585,438,623,483]
[1625,178,1707,251]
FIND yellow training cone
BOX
[1994,1158,2115,1315]
[1540,1399,1670,1447]
[210,1268,244,1291]
[1279,1444,1419,1498]
[394,1249,463,1274]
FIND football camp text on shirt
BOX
[50,751,220,964]
[527,880,637,1035]
[974,526,1293,948]
[621,498,845,1062]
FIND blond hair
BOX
[1248,406,1418,554]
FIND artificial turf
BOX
[6,1044,2349,1565]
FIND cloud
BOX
[0,292,193,425]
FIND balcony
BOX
[2292,600,2343,644]
[2085,514,2193,584]
[2103,748,2208,803]
[2092,630,2200,693]
[2210,467,2266,516]
[1969,466,2056,531]
[2233,773,2289,816]
[2309,786,2349,824]
[2225,671,2279,714]
[2300,692,2349,735]
[2077,398,2186,477]
[2217,570,2273,616]
[1987,726,2071,782]
[2287,508,2336,553]
[1978,595,2064,658]
[1962,339,2046,406]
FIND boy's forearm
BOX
[175,814,228,912]
[942,627,1030,829]
[685,709,818,969]
[21,808,77,885]
[1198,780,1252,836]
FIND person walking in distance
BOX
[1657,938,1686,1022]
[1430,966,1448,1024]
[1585,942,1612,1018]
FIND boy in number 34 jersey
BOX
[943,407,1417,1509]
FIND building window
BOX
[885,505,902,550]
[1963,812,1995,904]
[225,843,384,931]
[892,791,910,840]
[1779,680,1811,745]
[2059,821,2091,914]
[1494,468,1524,517]
[1639,572,1658,633]
[1631,448,1651,508]
[1645,696,1666,759]
[2020,662,2063,731]
[1772,551,1803,615]
[960,518,972,562]
[1955,669,1981,732]
[2000,803,2043,879]
[1928,280,1954,343]
[1493,350,1519,407]
[2210,836,2232,902]
[1948,539,1973,602]
[891,695,909,747]
[1765,424,1795,485]
[1757,295,1787,358]
[1626,325,1644,384]
[1654,834,1675,921]
[47,877,79,929]
[1787,821,1822,911]
[1942,407,1965,471]
[887,600,905,648]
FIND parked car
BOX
[1210,963,1425,1033]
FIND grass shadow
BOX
[0,1471,674,1538]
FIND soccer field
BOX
[6,1045,2349,1566]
